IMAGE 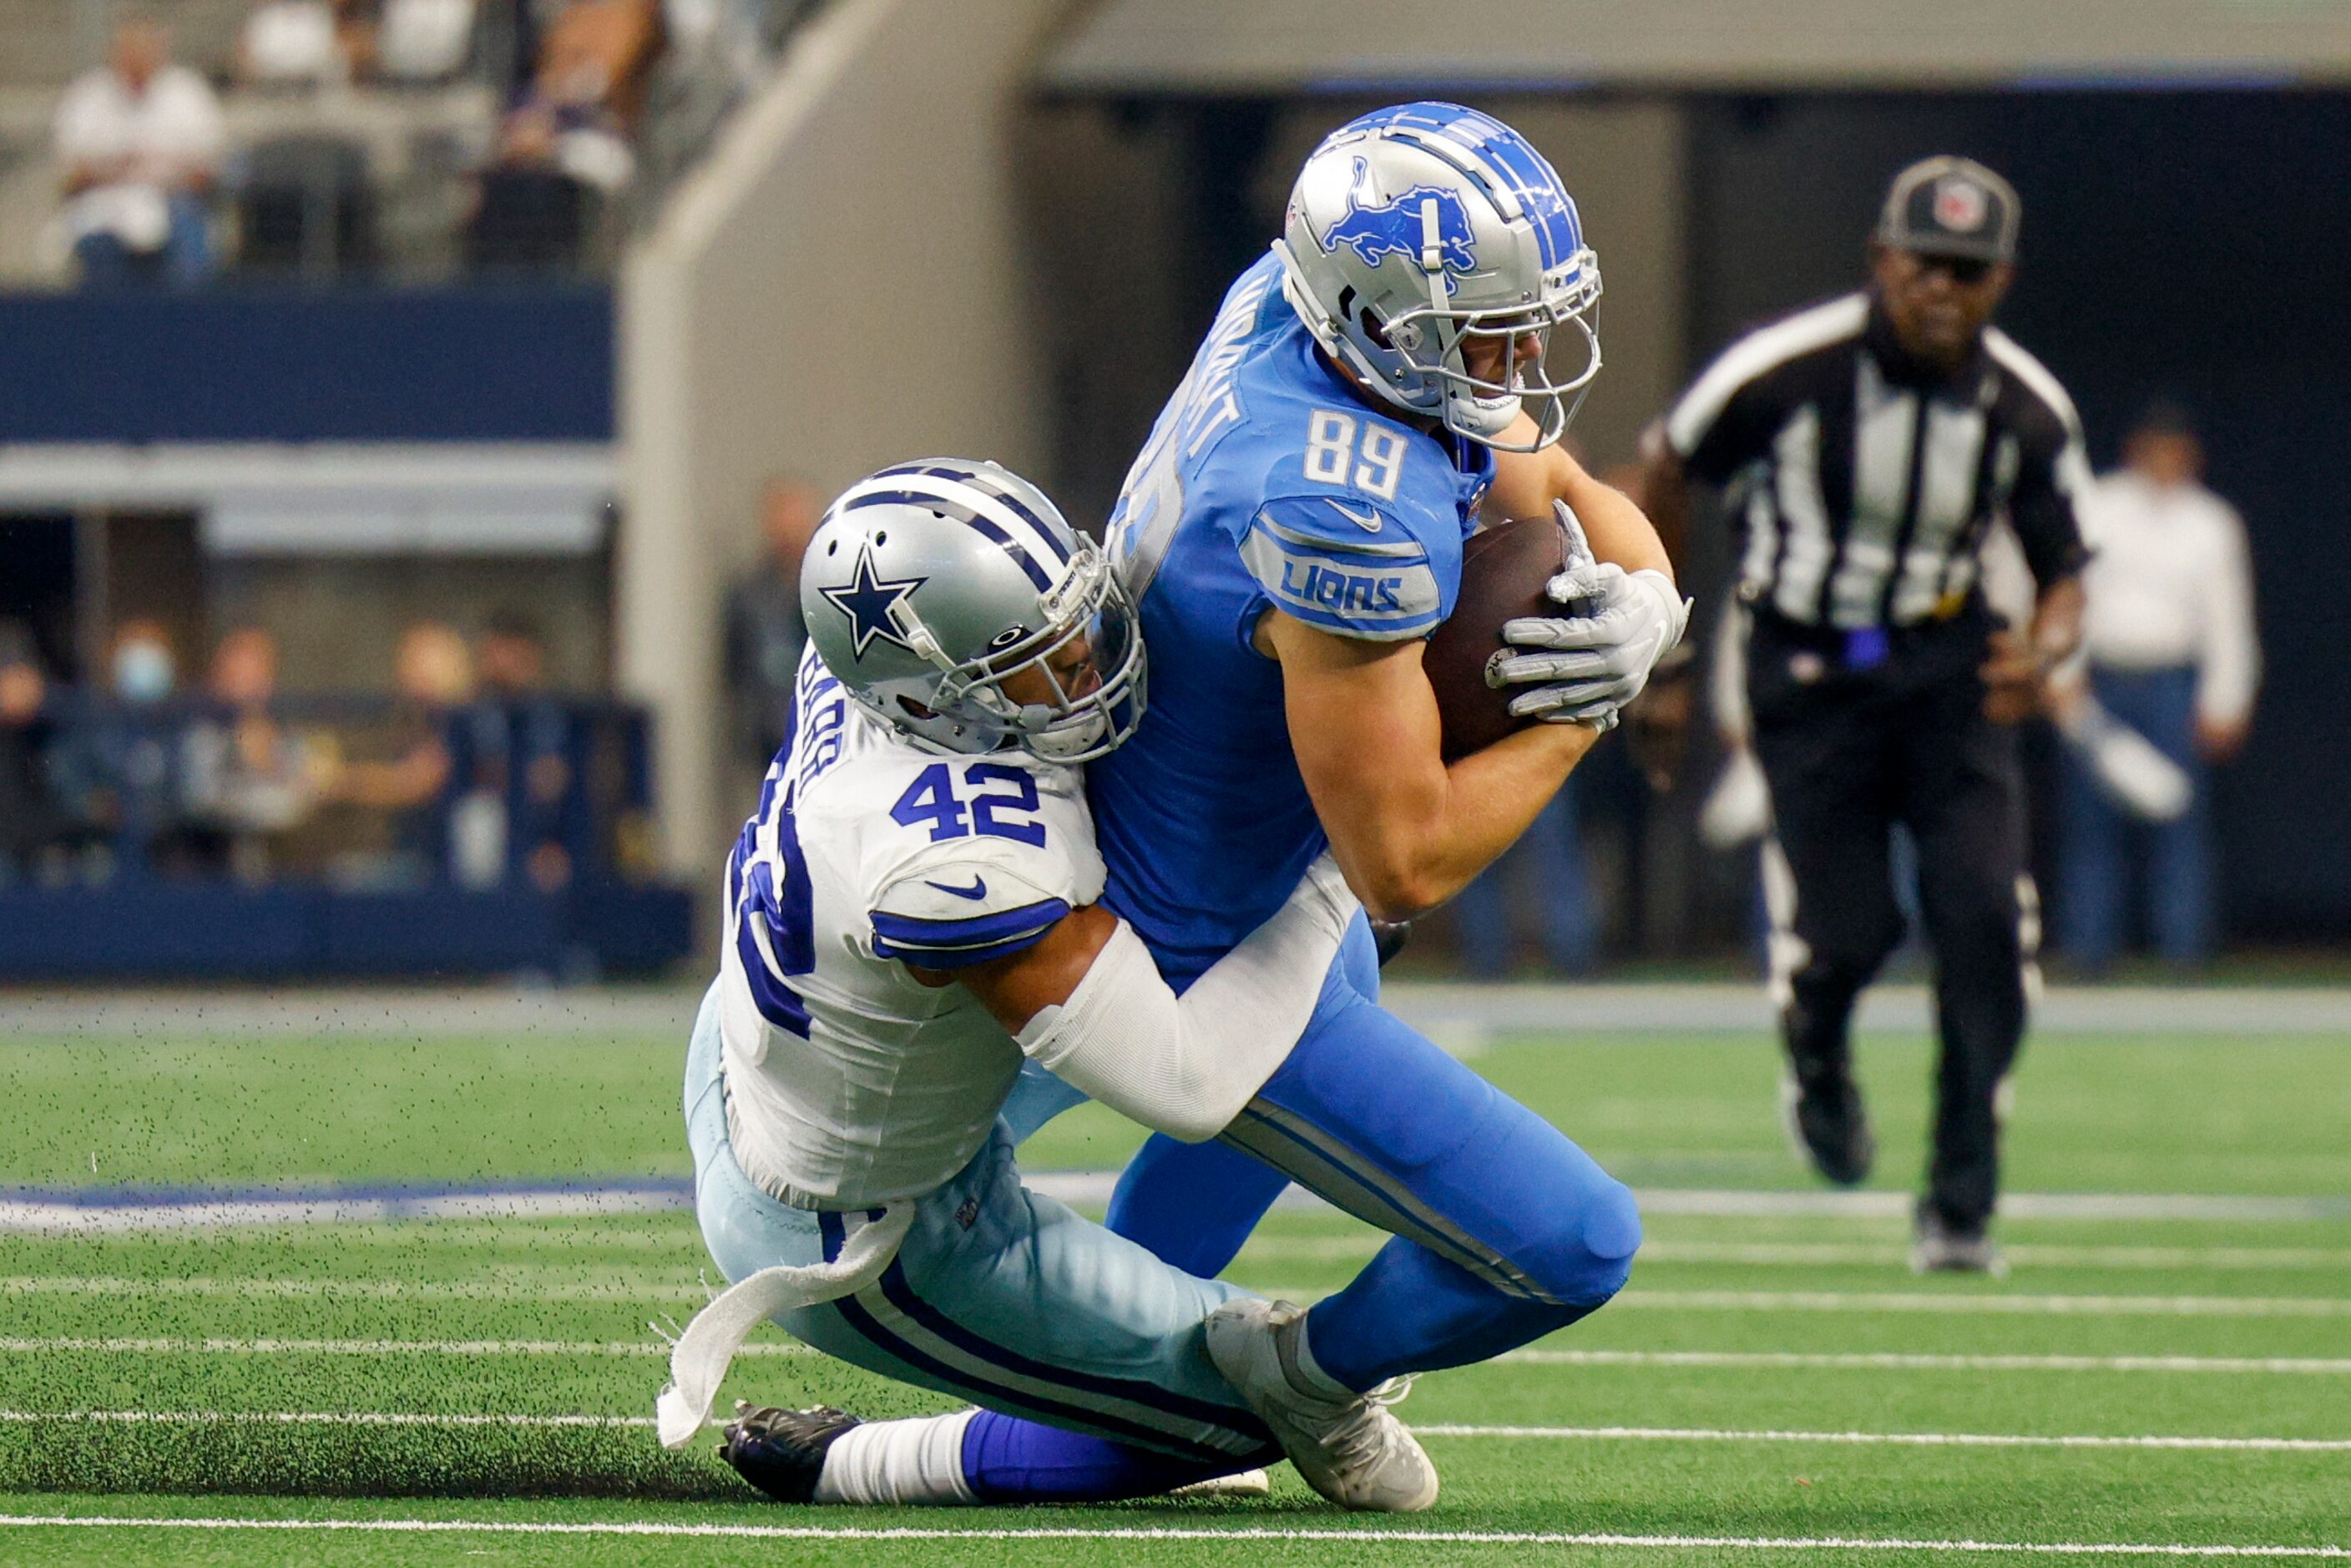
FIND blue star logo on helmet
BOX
[1317,157,1478,290]
[819,544,927,659]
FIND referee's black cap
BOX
[1874,155,2020,265]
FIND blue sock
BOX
[958,1409,1235,1503]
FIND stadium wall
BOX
[619,0,1067,877]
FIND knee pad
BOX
[1519,1176,1641,1308]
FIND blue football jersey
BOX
[1093,252,1494,981]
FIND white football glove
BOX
[1491,502,1692,729]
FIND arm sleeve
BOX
[2196,503,2262,727]
[1014,857,1359,1141]
[1240,494,1444,641]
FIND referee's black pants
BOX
[1747,609,2030,1232]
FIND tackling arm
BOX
[928,861,1358,1141]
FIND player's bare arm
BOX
[1256,609,1597,921]
[1484,412,1673,579]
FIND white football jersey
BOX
[716,647,1105,1210]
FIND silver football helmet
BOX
[1272,102,1603,453]
[800,459,1145,765]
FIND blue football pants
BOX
[1108,914,1641,1390]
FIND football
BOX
[1424,512,1572,761]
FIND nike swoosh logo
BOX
[926,877,988,901]
[1327,500,1385,534]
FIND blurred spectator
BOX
[109,619,179,705]
[374,0,479,82]
[537,0,662,129]
[1449,787,1598,979]
[2055,406,2261,971]
[237,0,351,88]
[475,610,583,890]
[0,627,63,883]
[464,0,655,269]
[724,474,819,770]
[53,19,225,289]
[181,628,317,881]
[335,622,468,882]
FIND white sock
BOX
[811,1409,978,1505]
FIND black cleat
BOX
[1779,1068,1875,1186]
[718,1401,863,1503]
[1370,918,1413,968]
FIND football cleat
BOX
[1203,1297,1438,1513]
[1779,1067,1876,1187]
[1913,1207,2008,1277]
[717,1400,862,1504]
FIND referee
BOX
[1641,156,2090,1272]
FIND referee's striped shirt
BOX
[1665,292,2091,630]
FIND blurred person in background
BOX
[2055,405,2260,972]
[53,18,225,288]
[236,0,354,88]
[0,627,63,883]
[109,619,178,707]
[474,611,582,890]
[1641,157,2089,1273]
[334,622,468,883]
[1445,788,1596,978]
[181,627,317,880]
[723,474,820,778]
[465,0,654,269]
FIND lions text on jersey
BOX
[718,646,1104,1210]
[1094,252,1494,979]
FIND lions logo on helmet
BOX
[1319,157,1479,286]
[1274,102,1602,453]
[801,459,1146,766]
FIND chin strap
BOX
[654,1201,914,1449]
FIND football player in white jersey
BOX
[658,458,1435,1511]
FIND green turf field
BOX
[2,1000,2346,1564]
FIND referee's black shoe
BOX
[1779,1066,1876,1187]
[719,1401,862,1503]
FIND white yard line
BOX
[3,1410,2343,1453]
[7,1275,2348,1316]
[0,1274,705,1302]
[1498,1349,2351,1375]
[3,1338,2342,1377]
[1628,1191,2350,1222]
[1236,1237,2351,1271]
[8,1179,2342,1234]
[0,1515,2343,1556]
[1412,1425,2351,1452]
[1611,1289,2351,1318]
[0,1189,691,1234]
[0,1336,809,1358]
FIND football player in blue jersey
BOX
[1018,103,1690,1456]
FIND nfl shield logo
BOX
[1934,176,1988,233]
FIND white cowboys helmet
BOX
[801,459,1146,765]
[1272,102,1603,453]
